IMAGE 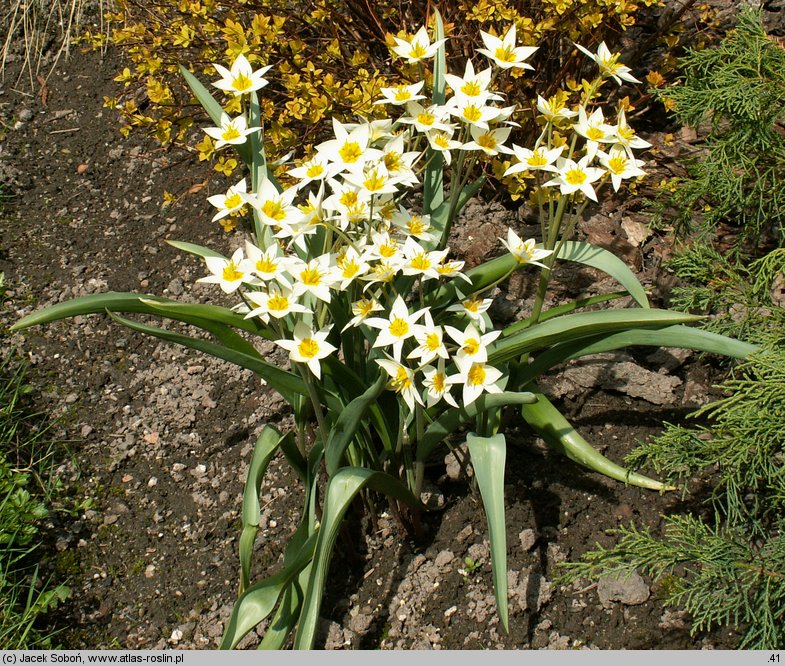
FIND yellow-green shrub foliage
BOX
[84,0,661,214]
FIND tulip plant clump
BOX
[13,12,757,649]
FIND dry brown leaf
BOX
[621,216,650,247]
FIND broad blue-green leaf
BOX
[180,65,253,165]
[325,374,387,476]
[293,468,423,649]
[416,392,536,463]
[466,433,509,632]
[423,9,446,215]
[322,356,396,454]
[220,532,317,649]
[502,292,627,338]
[520,392,672,490]
[138,298,273,339]
[430,253,518,308]
[490,309,703,365]
[518,325,758,387]
[248,89,279,247]
[11,293,178,331]
[12,291,272,360]
[257,583,303,650]
[557,241,650,308]
[103,311,305,399]
[240,427,291,592]
[180,64,226,126]
[166,239,225,259]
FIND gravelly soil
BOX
[0,25,745,650]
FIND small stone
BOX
[147,477,158,488]
[597,570,650,608]
[613,503,633,520]
[456,525,473,543]
[519,528,537,552]
[434,550,454,569]
[17,108,33,122]
[144,565,156,578]
[444,606,458,619]
[420,484,445,509]
[169,629,183,643]
[167,278,184,296]
[659,609,689,630]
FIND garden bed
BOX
[0,10,760,650]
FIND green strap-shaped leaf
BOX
[180,65,225,126]
[248,89,280,247]
[293,468,423,649]
[520,392,672,490]
[325,374,387,476]
[103,311,306,400]
[557,241,650,308]
[220,532,318,649]
[166,239,225,259]
[240,427,292,592]
[323,356,396,454]
[138,298,273,339]
[517,324,758,388]
[12,292,273,357]
[423,8,446,216]
[489,309,703,365]
[466,433,509,632]
[257,583,303,650]
[416,392,536,463]
[180,65,253,166]
[12,293,178,331]
[431,253,518,308]
[502,292,627,338]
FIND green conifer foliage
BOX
[651,7,785,247]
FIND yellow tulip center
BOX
[222,126,241,142]
[223,192,242,210]
[339,142,363,163]
[463,338,480,356]
[608,155,628,174]
[389,317,410,338]
[467,364,487,386]
[431,372,447,392]
[261,200,286,221]
[306,163,324,179]
[297,338,320,359]
[267,294,290,312]
[462,105,482,123]
[410,254,432,271]
[300,266,323,286]
[232,72,253,92]
[416,112,435,127]
[255,257,278,274]
[222,262,243,282]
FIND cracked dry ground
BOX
[0,45,741,649]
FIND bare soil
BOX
[0,29,744,650]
